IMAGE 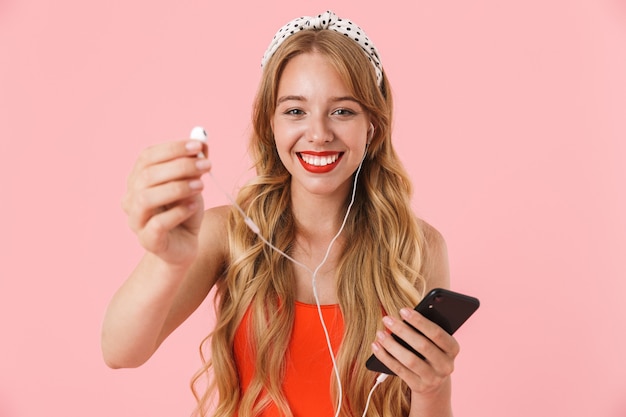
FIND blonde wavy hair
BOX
[192,29,427,417]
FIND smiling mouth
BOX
[297,152,344,173]
[298,152,342,166]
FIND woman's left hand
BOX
[371,307,460,395]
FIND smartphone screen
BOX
[365,288,480,375]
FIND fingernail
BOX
[400,308,411,319]
[376,331,387,341]
[382,316,394,327]
[371,342,380,352]
[196,158,211,170]
[189,179,203,190]
[186,141,202,151]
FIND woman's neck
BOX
[290,187,350,243]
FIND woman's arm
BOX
[100,139,228,369]
[101,207,229,368]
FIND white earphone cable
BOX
[207,154,364,417]
[195,128,382,416]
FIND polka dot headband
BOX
[261,10,384,87]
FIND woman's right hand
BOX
[122,139,211,267]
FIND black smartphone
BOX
[365,288,480,375]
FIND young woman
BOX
[102,11,459,417]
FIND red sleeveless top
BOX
[233,302,344,417]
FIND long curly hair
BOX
[191,29,426,417]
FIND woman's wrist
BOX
[408,377,453,417]
[143,251,194,283]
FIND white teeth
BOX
[300,153,339,166]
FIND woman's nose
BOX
[307,116,333,144]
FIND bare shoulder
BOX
[202,204,231,230]
[417,218,450,290]
[418,219,446,254]
[188,205,232,284]
[197,205,231,260]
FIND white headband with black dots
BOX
[261,10,383,87]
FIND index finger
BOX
[400,308,460,356]
[134,140,208,171]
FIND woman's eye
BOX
[333,108,355,116]
[285,109,304,115]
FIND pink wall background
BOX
[1,0,624,416]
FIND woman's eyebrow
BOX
[276,95,306,105]
[330,96,360,104]
[276,95,360,105]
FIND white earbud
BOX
[190,126,208,158]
